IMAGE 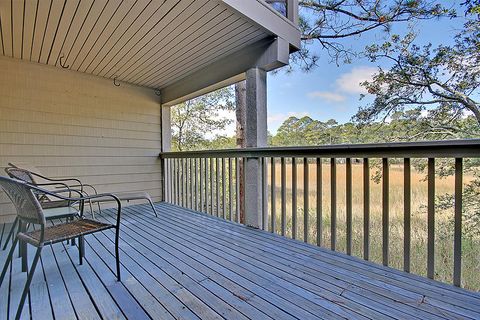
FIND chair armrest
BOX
[30,184,122,227]
[28,171,85,193]
[36,182,70,188]
[56,183,99,195]
[34,182,74,203]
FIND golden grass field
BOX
[264,162,480,291]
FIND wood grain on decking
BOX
[0,203,479,320]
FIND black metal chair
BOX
[2,167,81,252]
[7,164,158,217]
[0,176,122,320]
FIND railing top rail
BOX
[159,139,480,159]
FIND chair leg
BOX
[96,202,102,218]
[78,236,85,265]
[15,246,42,320]
[0,237,19,288]
[21,242,28,273]
[148,199,158,217]
[115,229,121,281]
[18,222,28,273]
[17,221,22,258]
[2,217,18,251]
[71,218,76,246]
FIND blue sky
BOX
[220,1,467,136]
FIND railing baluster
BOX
[174,159,178,205]
[170,159,174,203]
[193,158,198,211]
[281,157,287,236]
[185,159,188,207]
[316,158,322,247]
[236,157,240,223]
[162,159,167,202]
[206,158,209,213]
[180,158,184,206]
[242,157,247,223]
[205,158,210,213]
[454,158,463,287]
[404,158,411,272]
[292,157,297,239]
[176,158,180,205]
[188,158,192,209]
[331,158,337,251]
[210,157,214,215]
[304,158,309,243]
[228,158,233,221]
[165,159,169,203]
[181,158,184,207]
[271,157,276,234]
[216,158,220,217]
[262,157,268,230]
[346,158,352,255]
[200,158,204,212]
[190,158,194,209]
[205,158,209,213]
[174,159,177,205]
[427,158,435,279]
[185,158,188,207]
[222,158,226,219]
[363,158,370,260]
[185,159,189,209]
[195,158,202,211]
[382,158,389,266]
[166,159,170,203]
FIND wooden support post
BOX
[244,68,267,228]
[161,103,171,202]
[287,0,299,25]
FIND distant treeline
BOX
[200,112,480,150]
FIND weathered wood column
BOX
[244,67,267,228]
[161,105,172,152]
[161,104,171,202]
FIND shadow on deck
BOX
[1,202,479,319]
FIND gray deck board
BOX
[156,205,468,319]
[158,204,480,316]
[137,206,440,320]
[0,202,479,320]
[50,242,100,320]
[122,206,378,319]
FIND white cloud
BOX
[336,66,377,94]
[308,91,346,102]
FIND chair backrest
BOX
[0,176,45,225]
[5,167,37,184]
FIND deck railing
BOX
[160,140,480,288]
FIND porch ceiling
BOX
[0,0,295,99]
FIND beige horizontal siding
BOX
[0,56,162,223]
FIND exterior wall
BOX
[0,56,162,223]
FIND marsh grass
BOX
[265,161,480,291]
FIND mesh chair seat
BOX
[18,219,114,246]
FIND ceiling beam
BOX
[160,37,289,106]
[221,0,301,50]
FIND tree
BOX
[171,87,235,151]
[462,0,480,15]
[355,8,479,136]
[295,0,454,67]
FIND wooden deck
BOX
[1,203,479,320]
